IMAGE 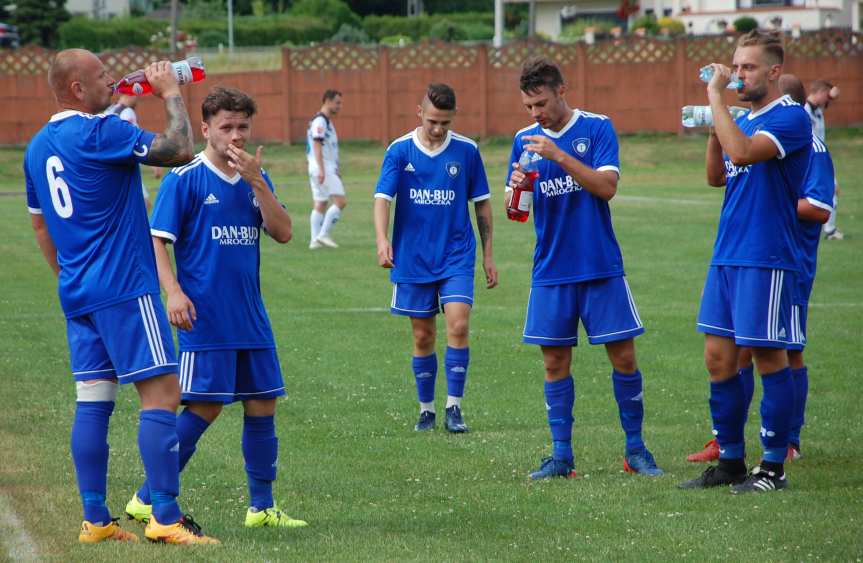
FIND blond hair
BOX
[737,30,784,65]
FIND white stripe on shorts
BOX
[391,284,397,309]
[138,296,160,366]
[186,352,196,392]
[144,295,167,364]
[622,277,643,328]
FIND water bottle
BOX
[699,65,743,90]
[114,56,206,96]
[681,105,749,127]
[506,150,538,223]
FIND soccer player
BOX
[24,49,217,544]
[307,89,346,249]
[678,31,812,494]
[506,57,662,480]
[374,83,498,433]
[124,87,307,530]
[805,79,843,240]
[685,74,835,465]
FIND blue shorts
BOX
[697,266,794,348]
[522,276,645,346]
[66,294,177,384]
[390,275,474,318]
[787,303,808,351]
[178,348,286,404]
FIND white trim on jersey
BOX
[386,131,413,151]
[451,132,478,148]
[173,155,203,176]
[806,197,833,213]
[150,228,177,242]
[27,206,42,214]
[541,111,580,139]
[374,192,394,201]
[747,95,789,120]
[469,193,491,203]
[49,110,108,123]
[597,165,621,177]
[412,129,452,158]
[755,130,786,159]
[200,152,241,185]
[812,136,828,153]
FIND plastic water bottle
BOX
[506,150,538,223]
[681,105,749,127]
[114,56,206,96]
[699,65,743,90]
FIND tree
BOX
[290,0,360,32]
[12,0,70,47]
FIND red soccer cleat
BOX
[686,438,720,463]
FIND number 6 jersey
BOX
[24,110,158,318]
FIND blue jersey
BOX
[374,129,490,283]
[796,136,835,301]
[24,111,158,318]
[712,95,812,271]
[150,153,277,351]
[506,111,624,286]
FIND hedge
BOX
[362,12,493,42]
[58,16,166,51]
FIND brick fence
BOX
[1,30,861,146]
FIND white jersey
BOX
[104,103,138,126]
[306,112,339,174]
[805,102,825,141]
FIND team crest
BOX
[445,162,460,178]
[572,138,590,156]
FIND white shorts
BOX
[309,171,345,202]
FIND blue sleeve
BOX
[592,119,620,175]
[758,106,811,159]
[374,145,400,200]
[95,115,157,165]
[261,168,276,194]
[23,153,41,213]
[505,135,521,189]
[802,151,835,211]
[468,147,491,202]
[150,172,187,242]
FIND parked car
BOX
[0,23,20,48]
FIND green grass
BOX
[1,131,862,561]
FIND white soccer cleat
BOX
[309,239,323,250]
[316,235,339,248]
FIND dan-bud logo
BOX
[211,225,259,246]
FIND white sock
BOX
[420,402,435,414]
[319,205,342,238]
[310,209,324,241]
[446,395,462,409]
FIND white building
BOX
[65,0,153,19]
[502,0,862,38]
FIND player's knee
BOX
[413,328,435,350]
[76,379,118,402]
[608,346,637,373]
[335,197,347,209]
[189,402,223,423]
[447,317,469,341]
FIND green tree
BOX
[12,0,70,47]
[290,0,360,32]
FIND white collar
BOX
[747,95,790,120]
[412,128,452,158]
[541,110,580,138]
[49,110,102,122]
[200,152,241,185]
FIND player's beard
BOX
[738,83,767,104]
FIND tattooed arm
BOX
[140,61,194,166]
[474,199,498,289]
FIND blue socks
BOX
[243,415,278,511]
[740,364,755,421]
[137,408,210,505]
[412,353,437,405]
[445,346,469,399]
[612,370,645,454]
[138,409,182,525]
[760,367,795,463]
[789,366,808,447]
[71,401,114,525]
[709,372,747,460]
[544,376,575,462]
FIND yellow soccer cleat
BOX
[79,519,139,543]
[124,493,152,524]
[244,506,308,529]
[144,514,220,545]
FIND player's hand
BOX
[145,61,181,99]
[376,238,394,268]
[706,63,732,96]
[227,144,264,184]
[167,289,196,330]
[521,135,563,163]
[483,256,498,289]
[317,170,325,184]
[508,162,526,189]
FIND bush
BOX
[631,14,660,35]
[290,0,360,33]
[733,16,759,33]
[330,23,370,44]
[559,17,615,41]
[363,15,433,41]
[363,12,492,42]
[58,16,165,50]
[197,29,228,48]
[182,16,331,47]
[428,19,468,42]
[380,34,412,46]
[657,16,685,35]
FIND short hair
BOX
[322,89,341,102]
[809,79,833,93]
[201,87,257,122]
[778,74,806,105]
[737,29,784,65]
[520,56,564,94]
[425,83,456,111]
[48,48,92,93]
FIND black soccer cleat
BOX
[677,464,747,489]
[730,465,788,494]
[444,405,468,433]
[414,410,436,431]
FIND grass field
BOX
[0,130,861,561]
